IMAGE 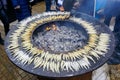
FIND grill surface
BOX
[4,12,115,77]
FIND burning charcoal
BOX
[5,12,113,75]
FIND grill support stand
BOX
[37,72,92,80]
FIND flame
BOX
[46,26,51,31]
[52,24,57,31]
[45,24,57,31]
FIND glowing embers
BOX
[5,12,112,74]
[45,24,57,31]
[32,21,88,53]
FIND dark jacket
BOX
[63,0,94,16]
[0,0,7,9]
[105,0,120,64]
[62,0,75,11]
[11,0,31,21]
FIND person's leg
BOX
[104,15,112,26]
[0,33,4,45]
[45,0,51,11]
[113,15,120,32]
[0,9,9,35]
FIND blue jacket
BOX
[11,0,31,21]
[104,0,120,17]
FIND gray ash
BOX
[32,21,89,54]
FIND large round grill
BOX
[5,12,115,77]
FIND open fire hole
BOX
[32,21,89,54]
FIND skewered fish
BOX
[5,12,111,73]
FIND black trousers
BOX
[0,9,9,35]
[114,15,120,32]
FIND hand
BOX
[14,5,20,9]
[50,5,56,10]
[59,6,64,12]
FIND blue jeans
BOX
[45,0,51,11]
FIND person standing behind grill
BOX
[11,0,32,21]
[49,0,75,12]
[48,0,64,11]
[62,0,95,16]
[103,0,120,64]
[104,0,120,33]
[0,0,9,35]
